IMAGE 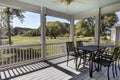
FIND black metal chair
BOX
[66,42,79,70]
[76,41,85,68]
[100,47,119,77]
[76,41,83,48]
[118,55,120,71]
[92,47,120,80]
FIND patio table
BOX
[100,44,118,48]
[77,45,106,77]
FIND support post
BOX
[94,8,101,45]
[0,24,2,46]
[69,16,74,41]
[41,7,46,61]
[0,7,2,45]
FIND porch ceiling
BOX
[17,0,120,15]
[0,0,120,19]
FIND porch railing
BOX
[46,42,67,58]
[0,42,67,69]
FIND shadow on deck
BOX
[0,56,119,80]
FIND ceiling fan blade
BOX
[74,0,85,4]
[52,0,62,5]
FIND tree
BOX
[100,13,118,35]
[24,29,40,36]
[55,21,67,36]
[46,21,68,39]
[46,21,61,39]
[3,7,24,45]
[75,17,95,37]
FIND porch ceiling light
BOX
[60,0,75,5]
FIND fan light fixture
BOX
[60,0,75,5]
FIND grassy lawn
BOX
[11,36,95,45]
[0,36,111,45]
[11,36,41,45]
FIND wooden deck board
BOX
[0,56,119,80]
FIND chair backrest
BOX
[76,41,83,47]
[92,47,106,60]
[66,42,75,52]
[111,47,120,61]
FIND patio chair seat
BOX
[93,58,112,67]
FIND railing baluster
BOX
[13,48,15,63]
[28,48,30,60]
[1,49,4,66]
[33,47,35,59]
[38,47,40,59]
[16,48,18,63]
[22,48,25,61]
[0,42,67,68]
[32,48,33,59]
[26,48,27,61]
[20,49,22,62]
[8,48,11,64]
[5,49,8,65]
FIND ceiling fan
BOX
[53,0,84,11]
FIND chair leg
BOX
[99,64,102,71]
[97,64,100,72]
[115,61,118,76]
[107,66,110,80]
[75,57,78,70]
[112,64,115,78]
[89,61,93,78]
[78,57,81,69]
[94,63,99,72]
[83,53,86,67]
[67,55,69,66]
[118,58,120,71]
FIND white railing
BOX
[0,44,41,68]
[0,42,67,69]
[46,42,67,58]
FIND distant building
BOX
[111,24,120,44]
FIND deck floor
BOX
[0,56,120,80]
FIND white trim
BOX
[0,0,41,13]
[41,7,46,61]
[74,9,98,19]
[74,3,120,19]
[69,16,74,41]
[101,3,120,15]
[0,0,71,20]
[0,0,120,20]
[46,8,71,20]
[94,8,101,45]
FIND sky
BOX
[13,11,120,29]
[13,12,69,29]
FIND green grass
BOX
[11,36,95,45]
[1,36,110,45]
[11,36,41,45]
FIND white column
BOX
[0,24,2,45]
[94,8,101,45]
[41,7,46,61]
[0,7,2,45]
[69,16,74,41]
